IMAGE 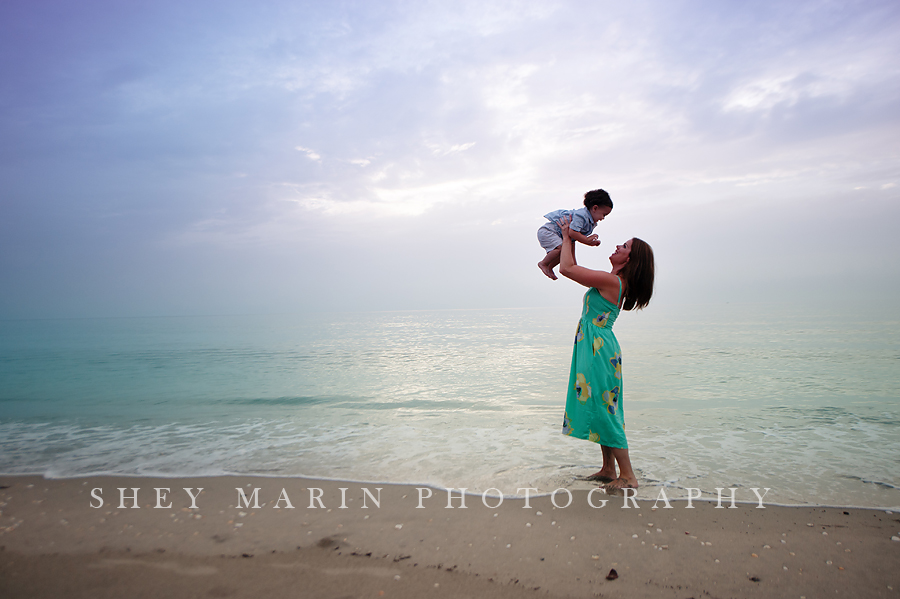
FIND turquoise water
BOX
[1,304,898,508]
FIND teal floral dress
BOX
[562,279,627,448]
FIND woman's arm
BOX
[557,216,621,293]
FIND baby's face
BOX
[590,205,612,223]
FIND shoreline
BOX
[6,469,899,512]
[2,474,899,598]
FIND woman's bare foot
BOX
[604,477,639,494]
[580,468,617,483]
[538,262,558,280]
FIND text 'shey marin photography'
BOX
[88,485,773,511]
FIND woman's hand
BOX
[556,214,573,239]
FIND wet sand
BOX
[1,475,898,598]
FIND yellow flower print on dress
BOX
[592,336,604,355]
[609,352,622,379]
[574,373,591,403]
[589,430,602,443]
[574,322,583,344]
[562,412,573,436]
[602,385,620,415]
[592,312,610,328]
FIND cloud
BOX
[295,146,321,161]
[427,142,477,156]
[2,0,899,317]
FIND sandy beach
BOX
[1,475,898,598]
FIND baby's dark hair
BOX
[583,189,613,210]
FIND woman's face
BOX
[610,239,633,266]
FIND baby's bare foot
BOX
[538,262,558,280]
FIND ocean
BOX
[1,303,898,509]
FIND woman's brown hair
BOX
[619,238,654,311]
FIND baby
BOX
[537,189,613,280]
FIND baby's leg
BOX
[538,246,561,280]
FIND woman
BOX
[557,215,654,492]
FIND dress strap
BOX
[616,276,623,309]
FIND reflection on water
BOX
[1,304,898,508]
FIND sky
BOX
[1,0,898,319]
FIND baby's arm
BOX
[568,230,601,247]
[566,211,601,246]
